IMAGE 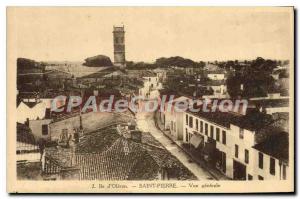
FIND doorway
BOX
[233,160,246,180]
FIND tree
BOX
[235,57,277,98]
[226,73,242,98]
[198,61,206,68]
[155,56,200,68]
[226,57,278,98]
[83,55,113,67]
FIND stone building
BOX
[113,26,126,67]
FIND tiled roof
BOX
[253,132,289,162]
[187,109,274,131]
[74,137,177,180]
[75,138,153,180]
[75,128,121,154]
[79,67,120,79]
[45,126,196,180]
[187,110,241,128]
[45,147,74,168]
[125,70,157,77]
[75,136,196,180]
[250,99,289,108]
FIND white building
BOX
[252,132,289,180]
[202,80,228,99]
[139,73,162,99]
[207,73,226,81]
[210,83,227,97]
[29,119,52,140]
[182,110,289,180]
[206,65,227,81]
[163,96,192,140]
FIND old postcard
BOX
[7,7,294,193]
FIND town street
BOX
[136,111,215,180]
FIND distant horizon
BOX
[18,55,289,64]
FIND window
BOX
[205,123,208,135]
[189,116,193,128]
[196,119,199,131]
[259,152,264,169]
[186,115,188,125]
[245,149,249,164]
[235,145,239,158]
[258,175,264,180]
[185,128,188,142]
[239,128,244,139]
[283,165,287,180]
[42,124,48,135]
[248,174,253,180]
[216,128,220,142]
[221,152,226,173]
[210,126,214,138]
[270,157,275,175]
[222,130,226,145]
[200,121,203,133]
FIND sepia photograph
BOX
[7,6,294,193]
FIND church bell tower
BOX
[113,25,126,67]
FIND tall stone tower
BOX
[113,26,126,67]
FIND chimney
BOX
[25,118,29,126]
[73,131,79,144]
[130,130,142,142]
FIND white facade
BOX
[17,102,47,123]
[17,98,66,123]
[210,84,227,96]
[183,112,289,180]
[252,149,289,180]
[163,96,191,140]
[139,76,162,99]
[183,112,231,177]
[207,73,225,80]
[29,119,52,140]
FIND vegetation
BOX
[155,56,205,68]
[126,61,157,70]
[226,57,277,98]
[126,56,205,70]
[83,55,113,67]
[17,58,45,73]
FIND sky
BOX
[8,7,293,62]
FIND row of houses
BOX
[159,95,290,181]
